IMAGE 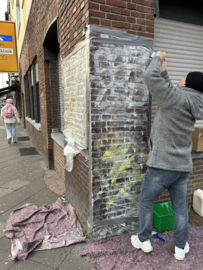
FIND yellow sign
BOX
[0,21,18,73]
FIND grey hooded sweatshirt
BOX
[144,56,203,172]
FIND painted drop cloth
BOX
[79,221,203,270]
[3,198,85,261]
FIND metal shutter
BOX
[152,17,203,127]
[57,53,64,131]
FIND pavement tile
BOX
[0,200,17,215]
[9,259,55,270]
[0,162,44,178]
[0,188,57,218]
[1,179,30,190]
[28,246,72,269]
[0,119,92,270]
[0,236,12,252]
[0,250,14,270]
[0,155,41,170]
[0,188,13,198]
[0,187,47,222]
[58,243,93,270]
[0,220,5,239]
[26,188,59,206]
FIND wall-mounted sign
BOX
[0,21,18,73]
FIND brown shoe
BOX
[8,138,12,144]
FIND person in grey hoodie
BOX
[131,51,203,260]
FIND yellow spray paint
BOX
[95,133,146,210]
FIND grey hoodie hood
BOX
[184,88,203,120]
[144,56,203,172]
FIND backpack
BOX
[4,104,14,118]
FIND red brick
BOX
[132,0,150,5]
[131,10,145,18]
[90,0,105,3]
[101,19,111,26]
[111,7,130,16]
[146,26,154,32]
[100,5,111,12]
[137,31,154,38]
[89,10,106,18]
[112,21,131,29]
[127,30,136,35]
[127,17,136,23]
[136,5,154,13]
[89,2,99,9]
[106,0,127,8]
[127,3,137,10]
[132,24,145,31]
[137,18,154,25]
[149,1,155,8]
[107,14,126,21]
[146,13,154,20]
[88,17,100,24]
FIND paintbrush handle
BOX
[154,233,165,242]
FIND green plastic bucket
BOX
[153,201,190,233]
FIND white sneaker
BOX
[131,234,153,253]
[174,242,190,260]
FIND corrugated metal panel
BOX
[152,18,203,127]
[58,53,64,131]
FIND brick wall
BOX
[88,0,155,38]
[156,158,203,208]
[61,41,89,230]
[53,141,66,181]
[59,0,88,58]
[19,0,60,168]
[59,0,155,58]
[65,152,90,232]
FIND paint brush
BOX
[152,231,165,242]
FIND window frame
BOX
[29,67,35,120]
[33,60,41,123]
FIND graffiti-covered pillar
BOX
[62,25,153,240]
[88,26,153,240]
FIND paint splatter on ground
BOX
[79,221,203,270]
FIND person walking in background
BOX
[1,99,21,144]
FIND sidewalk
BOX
[0,119,92,270]
[1,118,203,270]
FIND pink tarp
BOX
[79,221,203,270]
[3,198,85,261]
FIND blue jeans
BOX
[5,123,17,142]
[138,166,190,249]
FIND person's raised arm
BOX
[144,51,176,107]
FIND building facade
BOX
[9,0,33,59]
[9,0,203,240]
